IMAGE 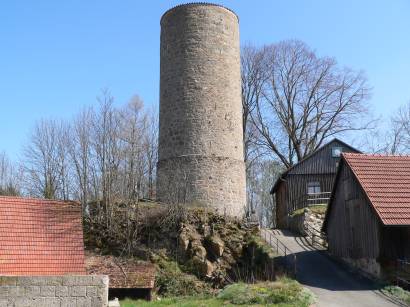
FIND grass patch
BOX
[120,297,223,307]
[309,205,327,215]
[290,205,327,217]
[382,285,410,305]
[121,277,315,307]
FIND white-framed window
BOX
[332,146,343,157]
[307,181,321,194]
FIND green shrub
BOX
[217,277,315,306]
[382,285,410,305]
[152,253,212,297]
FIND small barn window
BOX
[332,147,343,157]
[307,181,321,194]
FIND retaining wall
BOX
[0,275,108,307]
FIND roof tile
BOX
[343,153,410,225]
[0,196,86,275]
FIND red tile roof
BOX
[343,153,410,225]
[0,196,86,275]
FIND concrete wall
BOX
[0,275,108,307]
[157,3,246,217]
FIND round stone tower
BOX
[157,3,246,217]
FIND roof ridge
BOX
[0,195,80,205]
[342,152,410,158]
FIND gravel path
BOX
[261,229,400,307]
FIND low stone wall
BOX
[288,208,325,235]
[288,212,306,235]
[0,275,108,307]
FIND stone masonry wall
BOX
[157,156,246,217]
[0,275,108,307]
[157,4,246,217]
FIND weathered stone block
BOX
[33,297,60,307]
[91,275,109,287]
[207,235,224,257]
[0,286,10,297]
[9,286,25,297]
[97,286,107,300]
[55,285,69,297]
[40,285,55,297]
[13,298,33,307]
[19,276,62,286]
[62,276,94,286]
[76,297,92,307]
[91,297,103,307]
[60,297,77,307]
[24,285,40,297]
[70,285,86,297]
[86,286,98,297]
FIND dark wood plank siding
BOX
[327,162,381,259]
[380,226,410,260]
[289,140,356,175]
[286,174,334,212]
[274,139,360,228]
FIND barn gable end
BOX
[324,153,410,278]
[271,138,360,228]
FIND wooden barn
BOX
[323,153,410,279]
[270,138,360,228]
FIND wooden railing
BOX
[293,192,331,212]
[262,230,297,277]
[306,191,331,206]
[304,222,327,250]
[397,259,410,289]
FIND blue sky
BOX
[1,0,410,158]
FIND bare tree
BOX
[91,89,122,226]
[248,40,372,167]
[241,44,268,166]
[67,107,94,213]
[23,119,69,199]
[358,101,410,154]
[389,102,410,153]
[0,151,21,196]
[118,96,147,201]
[246,159,283,227]
[144,107,158,199]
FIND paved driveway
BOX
[262,229,400,307]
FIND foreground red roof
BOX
[0,196,86,275]
[343,153,410,225]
